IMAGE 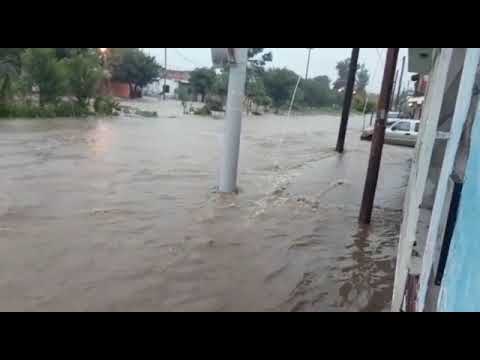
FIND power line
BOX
[361,48,386,127]
[173,48,204,67]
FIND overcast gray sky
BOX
[145,48,411,93]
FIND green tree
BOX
[334,58,371,106]
[55,48,93,59]
[301,76,334,108]
[189,67,216,102]
[212,70,229,104]
[211,49,273,108]
[246,48,273,109]
[248,48,273,67]
[356,64,370,95]
[245,77,271,113]
[177,85,190,114]
[212,71,259,110]
[263,68,300,111]
[0,48,25,104]
[334,58,370,94]
[246,78,269,105]
[0,59,18,105]
[290,86,305,111]
[66,53,104,108]
[21,48,68,106]
[333,58,351,91]
[110,48,161,98]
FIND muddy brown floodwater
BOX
[0,99,413,312]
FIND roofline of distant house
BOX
[161,69,191,82]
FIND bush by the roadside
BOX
[194,105,211,116]
[134,110,157,118]
[93,96,120,116]
[21,48,68,106]
[363,99,376,113]
[54,101,93,117]
[0,103,54,118]
[353,95,376,113]
[205,95,224,112]
[0,101,93,118]
[0,104,11,118]
[66,53,105,107]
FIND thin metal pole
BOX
[305,48,313,80]
[336,48,360,153]
[390,69,399,111]
[395,56,406,111]
[288,75,303,118]
[219,48,249,193]
[359,48,400,224]
[163,48,168,100]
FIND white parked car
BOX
[388,111,401,119]
[361,119,420,147]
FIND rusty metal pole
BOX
[336,48,360,153]
[359,48,399,224]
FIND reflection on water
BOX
[335,211,400,312]
[87,121,115,157]
[0,100,412,311]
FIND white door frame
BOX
[417,48,480,312]
[391,48,454,312]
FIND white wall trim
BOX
[391,48,454,312]
[417,48,480,312]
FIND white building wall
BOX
[144,79,180,98]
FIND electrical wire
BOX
[173,48,204,67]
[361,48,385,129]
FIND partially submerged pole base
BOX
[218,48,249,193]
[359,48,399,224]
[358,119,387,224]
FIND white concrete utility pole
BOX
[218,48,249,193]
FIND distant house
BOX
[144,70,191,99]
[104,70,192,99]
[109,82,131,98]
[407,71,429,119]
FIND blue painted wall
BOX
[439,109,480,311]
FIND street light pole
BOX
[219,48,249,193]
[305,48,314,80]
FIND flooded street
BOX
[0,99,412,311]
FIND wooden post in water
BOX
[336,48,360,153]
[359,48,399,224]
